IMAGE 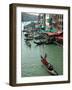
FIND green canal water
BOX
[21,32,63,77]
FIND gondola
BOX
[25,40,31,47]
[24,38,33,41]
[34,41,44,45]
[34,40,51,45]
[41,59,58,75]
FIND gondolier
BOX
[41,54,48,65]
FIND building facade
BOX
[38,13,63,31]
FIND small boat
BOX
[34,40,51,45]
[25,41,31,47]
[34,34,45,40]
[24,33,29,37]
[24,38,33,41]
[34,41,44,45]
[41,59,58,75]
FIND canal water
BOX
[21,32,63,77]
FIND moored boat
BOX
[24,38,33,41]
[25,40,31,47]
[34,41,44,45]
[34,40,51,45]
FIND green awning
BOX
[47,27,57,32]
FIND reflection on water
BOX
[21,32,63,77]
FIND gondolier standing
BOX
[41,54,48,65]
[41,54,53,71]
